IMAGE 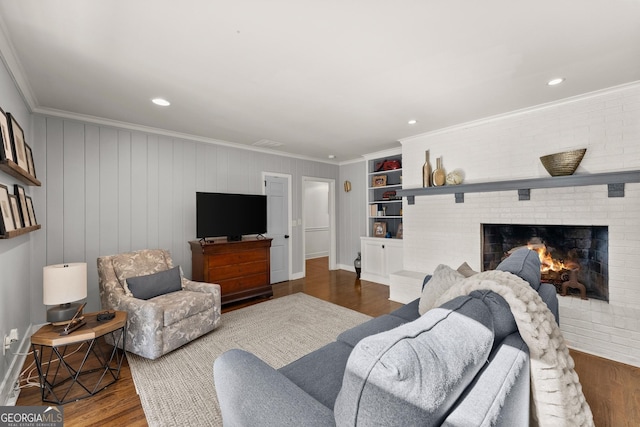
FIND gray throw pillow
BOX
[126,266,182,300]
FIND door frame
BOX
[302,176,337,275]
[262,172,292,281]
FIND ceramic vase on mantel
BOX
[422,150,432,187]
[432,156,446,186]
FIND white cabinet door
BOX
[361,238,385,279]
[360,237,403,285]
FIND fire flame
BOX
[527,244,577,273]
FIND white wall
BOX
[304,181,329,259]
[401,82,640,367]
[337,160,367,270]
[0,58,35,403]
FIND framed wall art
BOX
[26,196,37,226]
[372,175,387,187]
[7,113,28,173]
[0,183,16,234]
[9,194,21,229]
[373,221,387,237]
[14,184,30,227]
[25,144,36,178]
[0,107,14,163]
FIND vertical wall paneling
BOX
[170,139,184,269]
[29,115,47,326]
[62,121,86,262]
[181,141,197,275]
[117,130,132,253]
[45,118,64,264]
[130,132,149,249]
[98,127,119,256]
[84,125,100,299]
[157,136,174,252]
[195,143,206,191]
[146,135,159,250]
[216,148,228,191]
[32,115,341,316]
[204,144,217,190]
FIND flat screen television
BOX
[196,192,267,241]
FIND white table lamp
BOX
[43,262,88,324]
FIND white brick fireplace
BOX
[400,82,640,367]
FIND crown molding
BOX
[33,106,342,166]
[400,80,640,145]
[0,14,38,111]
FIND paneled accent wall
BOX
[31,115,340,322]
[401,83,640,367]
[337,160,367,270]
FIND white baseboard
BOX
[290,272,304,280]
[337,263,355,272]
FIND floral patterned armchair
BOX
[97,249,221,359]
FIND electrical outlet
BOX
[3,328,19,355]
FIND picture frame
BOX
[396,223,403,239]
[25,143,36,178]
[0,183,16,234]
[9,195,22,229]
[0,107,14,162]
[373,221,387,237]
[372,175,387,187]
[14,184,30,227]
[7,113,29,173]
[26,196,37,226]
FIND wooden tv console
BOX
[189,237,272,305]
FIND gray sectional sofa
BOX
[214,249,559,426]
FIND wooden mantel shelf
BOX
[397,170,640,204]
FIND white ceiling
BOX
[0,0,639,162]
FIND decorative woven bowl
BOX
[540,149,586,177]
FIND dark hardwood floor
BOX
[16,257,639,426]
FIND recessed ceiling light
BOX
[152,98,171,106]
[547,78,565,86]
[408,119,417,125]
[328,154,336,159]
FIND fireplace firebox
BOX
[482,224,608,302]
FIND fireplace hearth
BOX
[482,224,608,302]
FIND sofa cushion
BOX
[278,341,354,410]
[337,314,408,348]
[151,289,214,327]
[442,332,530,427]
[334,295,495,426]
[467,289,518,350]
[388,298,420,322]
[126,266,182,300]
[418,264,465,315]
[496,248,541,291]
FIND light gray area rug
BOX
[127,293,372,426]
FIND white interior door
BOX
[265,175,290,283]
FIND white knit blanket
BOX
[434,270,594,427]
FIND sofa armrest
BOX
[214,349,335,427]
[183,278,221,296]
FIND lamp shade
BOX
[43,262,88,305]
